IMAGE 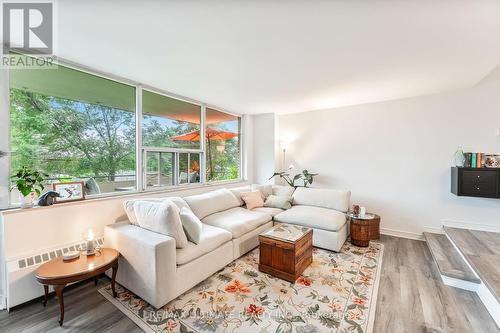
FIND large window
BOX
[5,58,243,206]
[9,64,136,202]
[206,108,241,181]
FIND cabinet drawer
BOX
[460,170,498,197]
[461,170,497,185]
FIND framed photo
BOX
[52,182,85,203]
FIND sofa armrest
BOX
[104,222,176,308]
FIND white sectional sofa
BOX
[104,184,350,308]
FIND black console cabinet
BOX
[451,167,500,198]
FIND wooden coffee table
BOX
[259,223,313,283]
[35,248,119,326]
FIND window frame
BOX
[2,55,245,208]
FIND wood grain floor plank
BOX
[445,227,500,302]
[0,235,498,333]
[423,232,480,282]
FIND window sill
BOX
[0,179,248,215]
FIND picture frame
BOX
[52,181,85,203]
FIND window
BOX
[9,64,136,202]
[4,57,243,207]
[142,90,203,189]
[205,108,241,181]
[142,90,201,149]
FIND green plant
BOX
[269,169,318,188]
[10,166,48,197]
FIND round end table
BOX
[348,213,380,247]
[35,248,119,326]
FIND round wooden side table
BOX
[348,213,380,247]
[35,248,119,326]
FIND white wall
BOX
[277,65,500,237]
[0,69,9,210]
[252,113,276,184]
[0,69,8,309]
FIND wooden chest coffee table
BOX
[259,223,313,283]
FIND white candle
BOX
[360,207,366,217]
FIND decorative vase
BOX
[454,146,465,167]
[19,191,36,208]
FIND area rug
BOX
[99,242,383,333]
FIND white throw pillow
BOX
[179,207,203,244]
[123,197,190,225]
[123,198,165,225]
[133,200,188,248]
[264,195,293,210]
[251,184,273,199]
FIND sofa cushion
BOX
[133,200,188,248]
[251,207,285,217]
[292,187,351,212]
[272,185,295,197]
[229,185,251,206]
[202,207,272,238]
[123,196,189,225]
[274,205,346,232]
[184,189,241,219]
[251,184,273,199]
[176,224,232,265]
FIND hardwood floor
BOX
[423,232,479,283]
[445,227,500,302]
[0,235,498,332]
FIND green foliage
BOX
[269,169,318,188]
[10,166,48,197]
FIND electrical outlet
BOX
[497,129,500,137]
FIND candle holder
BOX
[84,228,96,256]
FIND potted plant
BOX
[11,166,48,208]
[269,169,318,188]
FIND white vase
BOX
[19,191,36,208]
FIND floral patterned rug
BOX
[99,242,383,333]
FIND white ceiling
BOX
[57,0,500,115]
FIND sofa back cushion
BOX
[229,185,251,206]
[133,200,188,248]
[292,187,351,212]
[184,188,241,219]
[272,185,295,197]
[251,184,273,199]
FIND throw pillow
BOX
[264,195,293,210]
[241,190,265,210]
[123,198,166,225]
[179,207,203,244]
[133,200,188,248]
[251,184,273,199]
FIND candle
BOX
[86,228,95,256]
[360,207,366,217]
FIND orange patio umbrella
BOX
[169,127,237,141]
[170,128,238,179]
